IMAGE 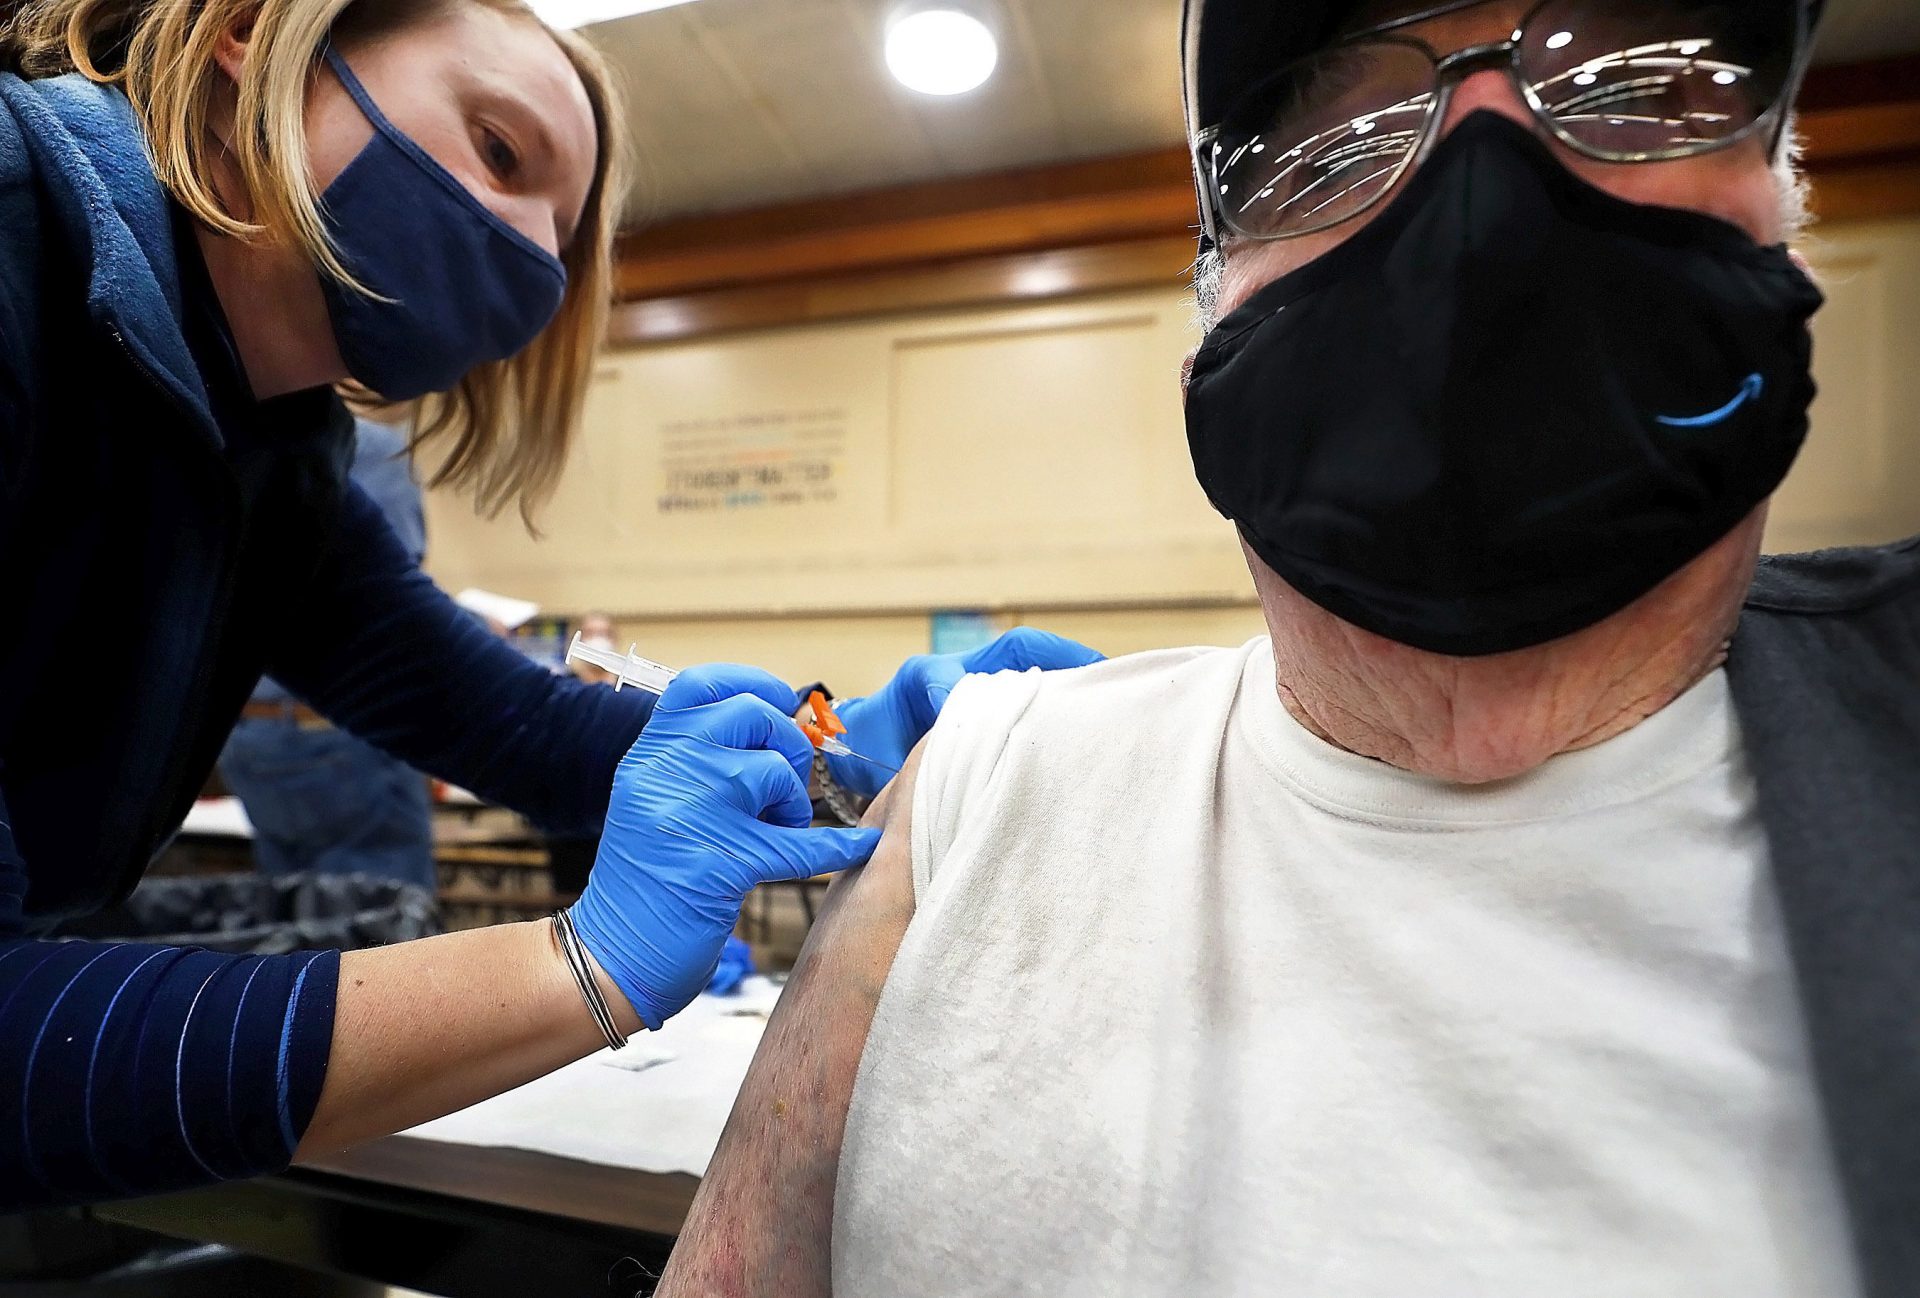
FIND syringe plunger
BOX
[566,633,679,696]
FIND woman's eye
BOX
[481,129,519,179]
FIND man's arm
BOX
[655,743,926,1298]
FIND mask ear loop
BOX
[310,41,398,306]
[321,42,386,134]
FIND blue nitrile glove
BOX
[705,935,755,997]
[570,664,880,1030]
[829,627,1105,798]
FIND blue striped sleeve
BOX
[0,936,340,1211]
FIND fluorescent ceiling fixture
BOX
[528,0,703,29]
[887,7,999,96]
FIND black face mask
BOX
[1185,111,1824,658]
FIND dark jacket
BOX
[1728,538,1920,1298]
[0,72,652,1208]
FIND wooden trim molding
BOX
[615,148,1199,302]
[1806,159,1920,226]
[1800,99,1920,163]
[609,236,1196,345]
[1800,53,1920,115]
[1799,57,1920,224]
[609,55,1920,345]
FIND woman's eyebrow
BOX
[493,87,560,164]
[481,86,583,247]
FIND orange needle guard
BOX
[800,690,848,750]
[799,691,897,774]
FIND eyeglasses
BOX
[1195,0,1811,244]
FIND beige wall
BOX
[428,288,1244,613]
[426,284,1261,689]
[425,215,1920,686]
[1769,216,1920,554]
[586,605,1275,701]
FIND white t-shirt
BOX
[835,639,1859,1297]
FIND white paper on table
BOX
[180,797,254,840]
[403,976,783,1177]
[453,587,540,631]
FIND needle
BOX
[567,635,900,774]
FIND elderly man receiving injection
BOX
[657,1,1920,1295]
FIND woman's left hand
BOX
[828,628,1104,797]
[571,665,880,1031]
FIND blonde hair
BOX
[4,0,625,525]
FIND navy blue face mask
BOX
[317,46,568,401]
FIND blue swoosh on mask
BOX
[1656,373,1765,428]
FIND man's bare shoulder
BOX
[653,745,928,1298]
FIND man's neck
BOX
[1273,635,1729,786]
[1254,514,1766,785]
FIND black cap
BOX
[1182,0,1829,139]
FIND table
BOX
[96,1136,698,1298]
[92,978,782,1296]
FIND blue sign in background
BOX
[931,610,1002,656]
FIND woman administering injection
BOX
[0,0,1098,1209]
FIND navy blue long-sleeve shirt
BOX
[250,417,428,708]
[0,942,336,1208]
[0,71,655,1210]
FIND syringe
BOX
[567,633,897,773]
[567,633,679,696]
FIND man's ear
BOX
[210,5,261,86]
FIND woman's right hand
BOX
[567,665,881,1031]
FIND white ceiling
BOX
[582,0,1920,225]
[589,0,1182,222]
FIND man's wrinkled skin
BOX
[655,1,1808,1290]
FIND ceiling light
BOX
[528,0,704,30]
[886,5,1000,97]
